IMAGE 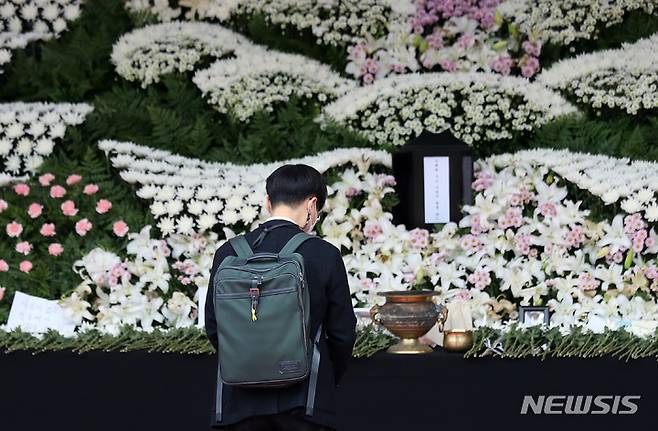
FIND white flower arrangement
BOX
[61,143,658,332]
[60,225,197,335]
[124,0,184,21]
[1,0,84,73]
[487,148,658,220]
[499,0,656,46]
[0,0,83,36]
[98,139,391,236]
[111,21,253,88]
[124,0,408,47]
[321,72,578,146]
[239,0,405,46]
[537,33,658,114]
[0,32,46,74]
[193,50,357,121]
[124,0,243,22]
[319,146,658,327]
[0,102,94,175]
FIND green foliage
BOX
[0,0,133,101]
[81,75,370,164]
[0,146,153,321]
[466,325,658,361]
[0,324,394,358]
[525,115,658,162]
[541,11,658,69]
[230,13,348,75]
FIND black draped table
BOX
[1,348,657,430]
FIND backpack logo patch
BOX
[279,360,302,374]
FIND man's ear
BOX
[308,195,318,211]
[265,194,273,214]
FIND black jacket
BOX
[204,219,357,429]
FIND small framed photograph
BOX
[519,306,549,326]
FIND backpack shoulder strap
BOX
[279,232,315,257]
[228,235,253,258]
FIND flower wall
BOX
[0,0,657,342]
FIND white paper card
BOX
[196,285,207,328]
[423,156,450,224]
[6,291,76,335]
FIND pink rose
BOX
[96,199,112,214]
[0,286,4,301]
[61,200,78,216]
[27,203,43,218]
[83,184,99,195]
[0,259,8,272]
[40,223,56,237]
[15,241,32,255]
[0,199,7,213]
[19,260,33,273]
[50,185,66,198]
[14,183,30,196]
[113,220,129,237]
[38,173,55,186]
[48,243,64,256]
[75,218,93,236]
[66,174,82,185]
[6,221,23,237]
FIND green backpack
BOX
[212,227,323,422]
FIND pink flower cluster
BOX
[510,186,534,207]
[537,201,558,218]
[644,266,658,292]
[473,170,494,191]
[412,0,541,77]
[409,228,430,249]
[460,233,482,253]
[411,0,500,31]
[363,220,384,240]
[624,213,652,253]
[173,259,199,286]
[468,214,489,235]
[467,267,492,289]
[578,272,600,292]
[498,207,523,229]
[605,248,625,265]
[0,258,32,273]
[347,44,382,85]
[514,232,532,255]
[89,262,130,288]
[564,225,585,248]
[1,174,131,274]
[345,186,360,199]
[492,41,541,77]
[377,174,397,188]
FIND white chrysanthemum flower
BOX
[645,203,658,222]
[321,72,578,147]
[539,33,658,114]
[620,198,644,214]
[194,50,355,122]
[111,21,252,88]
[0,102,92,175]
[99,139,390,235]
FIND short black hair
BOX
[266,164,327,211]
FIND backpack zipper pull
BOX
[249,287,260,321]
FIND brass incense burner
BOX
[370,290,447,354]
[442,329,474,352]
